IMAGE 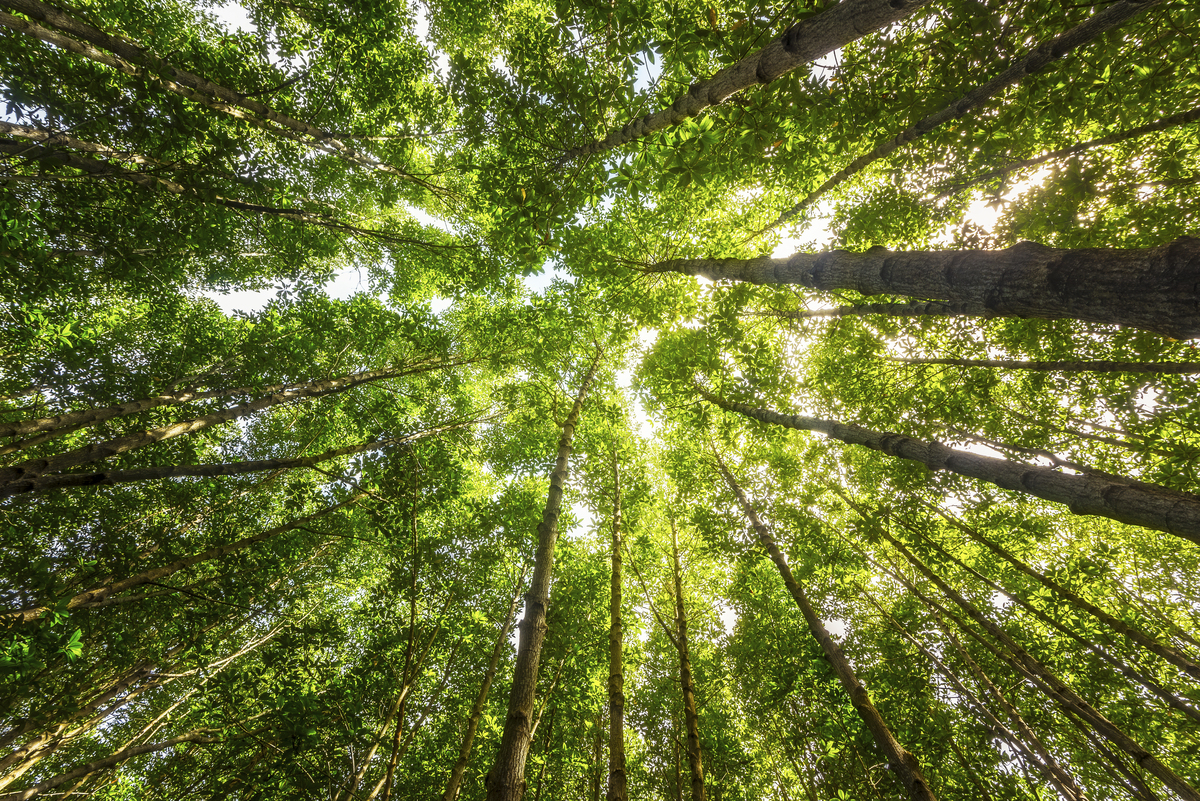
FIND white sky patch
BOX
[209,0,253,32]
[632,50,662,95]
[718,603,737,636]
[409,204,454,233]
[810,48,842,85]
[412,2,451,76]
[616,367,653,439]
[522,263,567,295]
[955,165,1054,235]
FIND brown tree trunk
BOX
[750,301,993,321]
[606,453,628,801]
[671,521,706,801]
[936,106,1200,198]
[0,415,474,498]
[558,0,931,160]
[765,0,1165,231]
[0,0,443,193]
[590,714,602,801]
[714,457,936,801]
[878,527,1200,801]
[932,507,1200,680]
[485,352,601,801]
[442,579,523,801]
[701,389,1200,544]
[659,236,1200,338]
[2,494,363,625]
[890,356,1200,374]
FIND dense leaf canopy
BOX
[1,0,1199,799]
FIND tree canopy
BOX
[1,0,1199,798]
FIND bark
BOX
[897,515,1200,724]
[670,520,706,801]
[0,139,434,247]
[766,0,1165,230]
[0,0,444,193]
[750,301,993,321]
[590,714,602,801]
[2,495,362,624]
[606,453,628,801]
[485,352,601,801]
[934,507,1200,680]
[442,580,523,801]
[936,106,1200,198]
[657,236,1200,339]
[0,729,222,801]
[879,528,1200,801]
[558,0,931,161]
[715,457,936,801]
[701,389,1200,544]
[890,356,1200,374]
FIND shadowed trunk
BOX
[701,389,1200,544]
[889,356,1200,373]
[658,237,1200,338]
[486,352,601,801]
[715,457,936,801]
[606,453,628,801]
[671,521,706,801]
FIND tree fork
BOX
[714,456,937,801]
[486,351,602,801]
[657,237,1200,339]
[700,388,1200,544]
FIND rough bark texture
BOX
[486,354,601,801]
[768,0,1165,229]
[607,455,628,801]
[0,0,440,191]
[882,531,1200,801]
[701,390,1200,543]
[937,509,1200,680]
[752,300,993,320]
[936,105,1200,198]
[671,522,706,801]
[2,496,362,625]
[658,237,1200,339]
[442,584,522,801]
[559,0,931,161]
[716,459,936,801]
[891,356,1200,373]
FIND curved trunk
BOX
[486,352,601,801]
[715,458,936,801]
[660,237,1200,339]
[701,389,1200,544]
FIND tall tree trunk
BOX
[714,457,936,801]
[671,521,706,801]
[0,366,406,491]
[486,352,601,801]
[876,526,1200,801]
[2,494,363,625]
[657,236,1200,339]
[936,105,1200,198]
[0,0,443,193]
[558,0,931,160]
[442,577,524,801]
[764,0,1165,231]
[606,453,628,801]
[889,356,1200,374]
[749,301,993,321]
[932,506,1200,679]
[0,416,475,498]
[701,389,1200,544]
[590,714,602,801]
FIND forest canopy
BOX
[1,0,1199,798]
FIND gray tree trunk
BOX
[658,237,1200,338]
[607,454,628,801]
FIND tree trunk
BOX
[659,236,1200,338]
[606,453,628,801]
[889,356,1200,373]
[558,0,931,160]
[0,366,405,491]
[485,352,601,801]
[701,389,1200,544]
[715,457,936,801]
[2,494,362,625]
[934,507,1200,680]
[0,415,475,498]
[590,714,602,801]
[877,527,1200,801]
[442,579,523,801]
[750,301,993,321]
[671,521,706,801]
[765,0,1165,230]
[936,106,1200,198]
[0,0,443,193]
